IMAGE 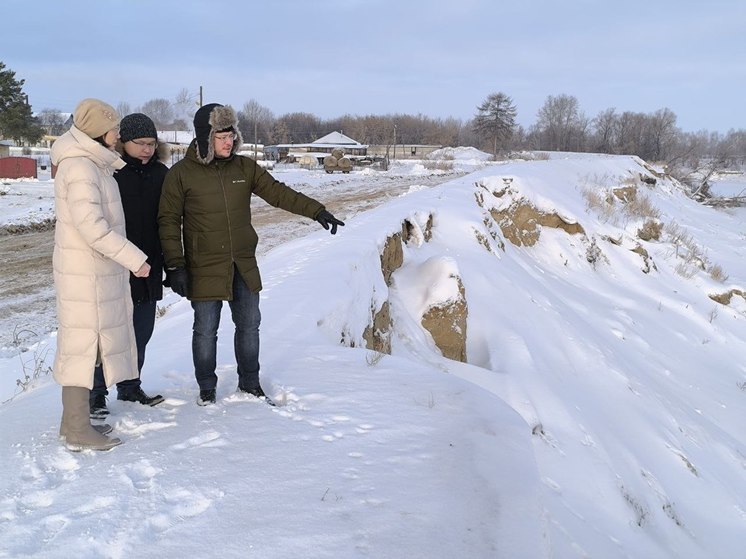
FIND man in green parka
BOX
[158,103,344,406]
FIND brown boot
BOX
[60,386,122,451]
[59,422,113,440]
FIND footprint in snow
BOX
[147,486,222,533]
[170,430,226,450]
[121,459,161,491]
[114,418,178,437]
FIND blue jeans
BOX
[92,300,157,397]
[191,266,261,391]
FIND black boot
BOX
[89,394,109,419]
[117,387,164,407]
[238,384,275,407]
[197,389,216,406]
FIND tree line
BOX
[471,91,746,190]
[2,62,744,176]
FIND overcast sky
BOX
[4,0,744,133]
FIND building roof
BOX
[312,131,362,146]
[269,131,368,151]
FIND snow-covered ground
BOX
[0,150,744,558]
[0,172,56,230]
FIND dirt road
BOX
[0,172,463,354]
[0,229,57,352]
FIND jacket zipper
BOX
[217,165,236,269]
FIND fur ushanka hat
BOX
[193,103,243,164]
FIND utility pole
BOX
[254,120,258,160]
[393,124,396,160]
[198,86,203,107]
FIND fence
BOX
[0,157,37,179]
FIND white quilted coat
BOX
[50,126,147,388]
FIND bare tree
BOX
[173,88,200,127]
[237,99,275,145]
[336,114,389,145]
[646,108,679,161]
[37,108,66,136]
[723,129,746,166]
[428,116,462,147]
[116,101,132,118]
[343,114,379,144]
[270,120,291,144]
[275,112,321,143]
[458,118,480,149]
[535,94,586,152]
[612,111,642,155]
[591,108,617,153]
[140,98,175,129]
[325,114,363,142]
[666,128,743,200]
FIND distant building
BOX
[237,143,265,160]
[156,130,194,146]
[366,143,442,159]
[265,131,368,162]
[0,141,12,158]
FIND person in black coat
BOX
[90,113,168,418]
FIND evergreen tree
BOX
[1,100,44,144]
[0,61,44,144]
[0,62,25,112]
[473,92,517,156]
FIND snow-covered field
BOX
[0,149,744,558]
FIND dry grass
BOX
[625,192,660,220]
[665,221,694,248]
[583,172,660,226]
[666,221,713,277]
[582,187,616,222]
[365,350,385,366]
[422,160,453,171]
[637,219,663,241]
[707,264,729,283]
[11,329,53,399]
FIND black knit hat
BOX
[120,113,157,143]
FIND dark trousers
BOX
[191,266,261,391]
[91,300,157,397]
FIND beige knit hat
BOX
[73,98,120,138]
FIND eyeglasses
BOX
[214,132,237,142]
[130,139,157,149]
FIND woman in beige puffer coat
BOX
[51,98,150,451]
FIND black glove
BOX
[164,267,188,297]
[315,210,345,235]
